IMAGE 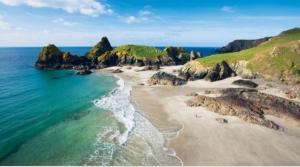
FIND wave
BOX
[93,77,135,145]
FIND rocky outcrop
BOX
[164,47,191,65]
[217,37,272,53]
[205,61,236,81]
[148,72,187,86]
[76,69,92,75]
[180,61,236,81]
[111,69,123,73]
[186,88,300,130]
[35,44,90,69]
[232,79,258,88]
[180,61,208,80]
[85,37,113,61]
[231,60,256,79]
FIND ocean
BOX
[0,47,217,165]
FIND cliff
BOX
[217,37,271,53]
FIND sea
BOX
[0,47,217,165]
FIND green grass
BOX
[113,45,166,60]
[197,28,300,67]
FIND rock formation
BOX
[205,61,236,81]
[35,44,90,69]
[217,37,272,53]
[85,36,113,61]
[232,79,258,88]
[180,60,236,81]
[186,88,300,130]
[148,71,187,86]
[164,47,190,65]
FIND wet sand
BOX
[103,66,300,165]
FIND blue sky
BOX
[0,0,300,47]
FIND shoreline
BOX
[100,66,300,165]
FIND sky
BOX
[0,0,300,47]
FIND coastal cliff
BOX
[216,37,271,53]
[181,27,300,84]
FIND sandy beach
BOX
[103,66,300,166]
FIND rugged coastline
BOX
[33,27,300,165]
[103,65,300,165]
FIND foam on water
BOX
[93,77,135,145]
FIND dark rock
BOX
[232,79,258,88]
[186,88,300,130]
[165,47,190,65]
[217,37,272,53]
[148,71,187,86]
[112,69,123,73]
[205,61,236,81]
[216,118,228,123]
[76,69,92,75]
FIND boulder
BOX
[148,71,187,86]
[76,69,92,75]
[232,79,258,88]
[205,61,236,81]
[179,61,208,80]
[112,69,123,73]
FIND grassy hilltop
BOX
[196,28,300,82]
[113,45,166,60]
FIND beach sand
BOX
[102,66,300,165]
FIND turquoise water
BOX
[0,47,119,165]
[0,47,216,165]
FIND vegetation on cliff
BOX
[192,27,300,83]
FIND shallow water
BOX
[0,47,216,165]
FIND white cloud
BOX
[221,6,235,13]
[0,0,113,17]
[52,18,76,26]
[123,15,148,24]
[121,6,159,24]
[0,15,11,30]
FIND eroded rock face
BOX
[165,47,190,65]
[232,79,258,88]
[35,44,89,69]
[179,61,208,80]
[186,88,300,130]
[205,61,236,81]
[148,71,187,86]
[180,61,236,82]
